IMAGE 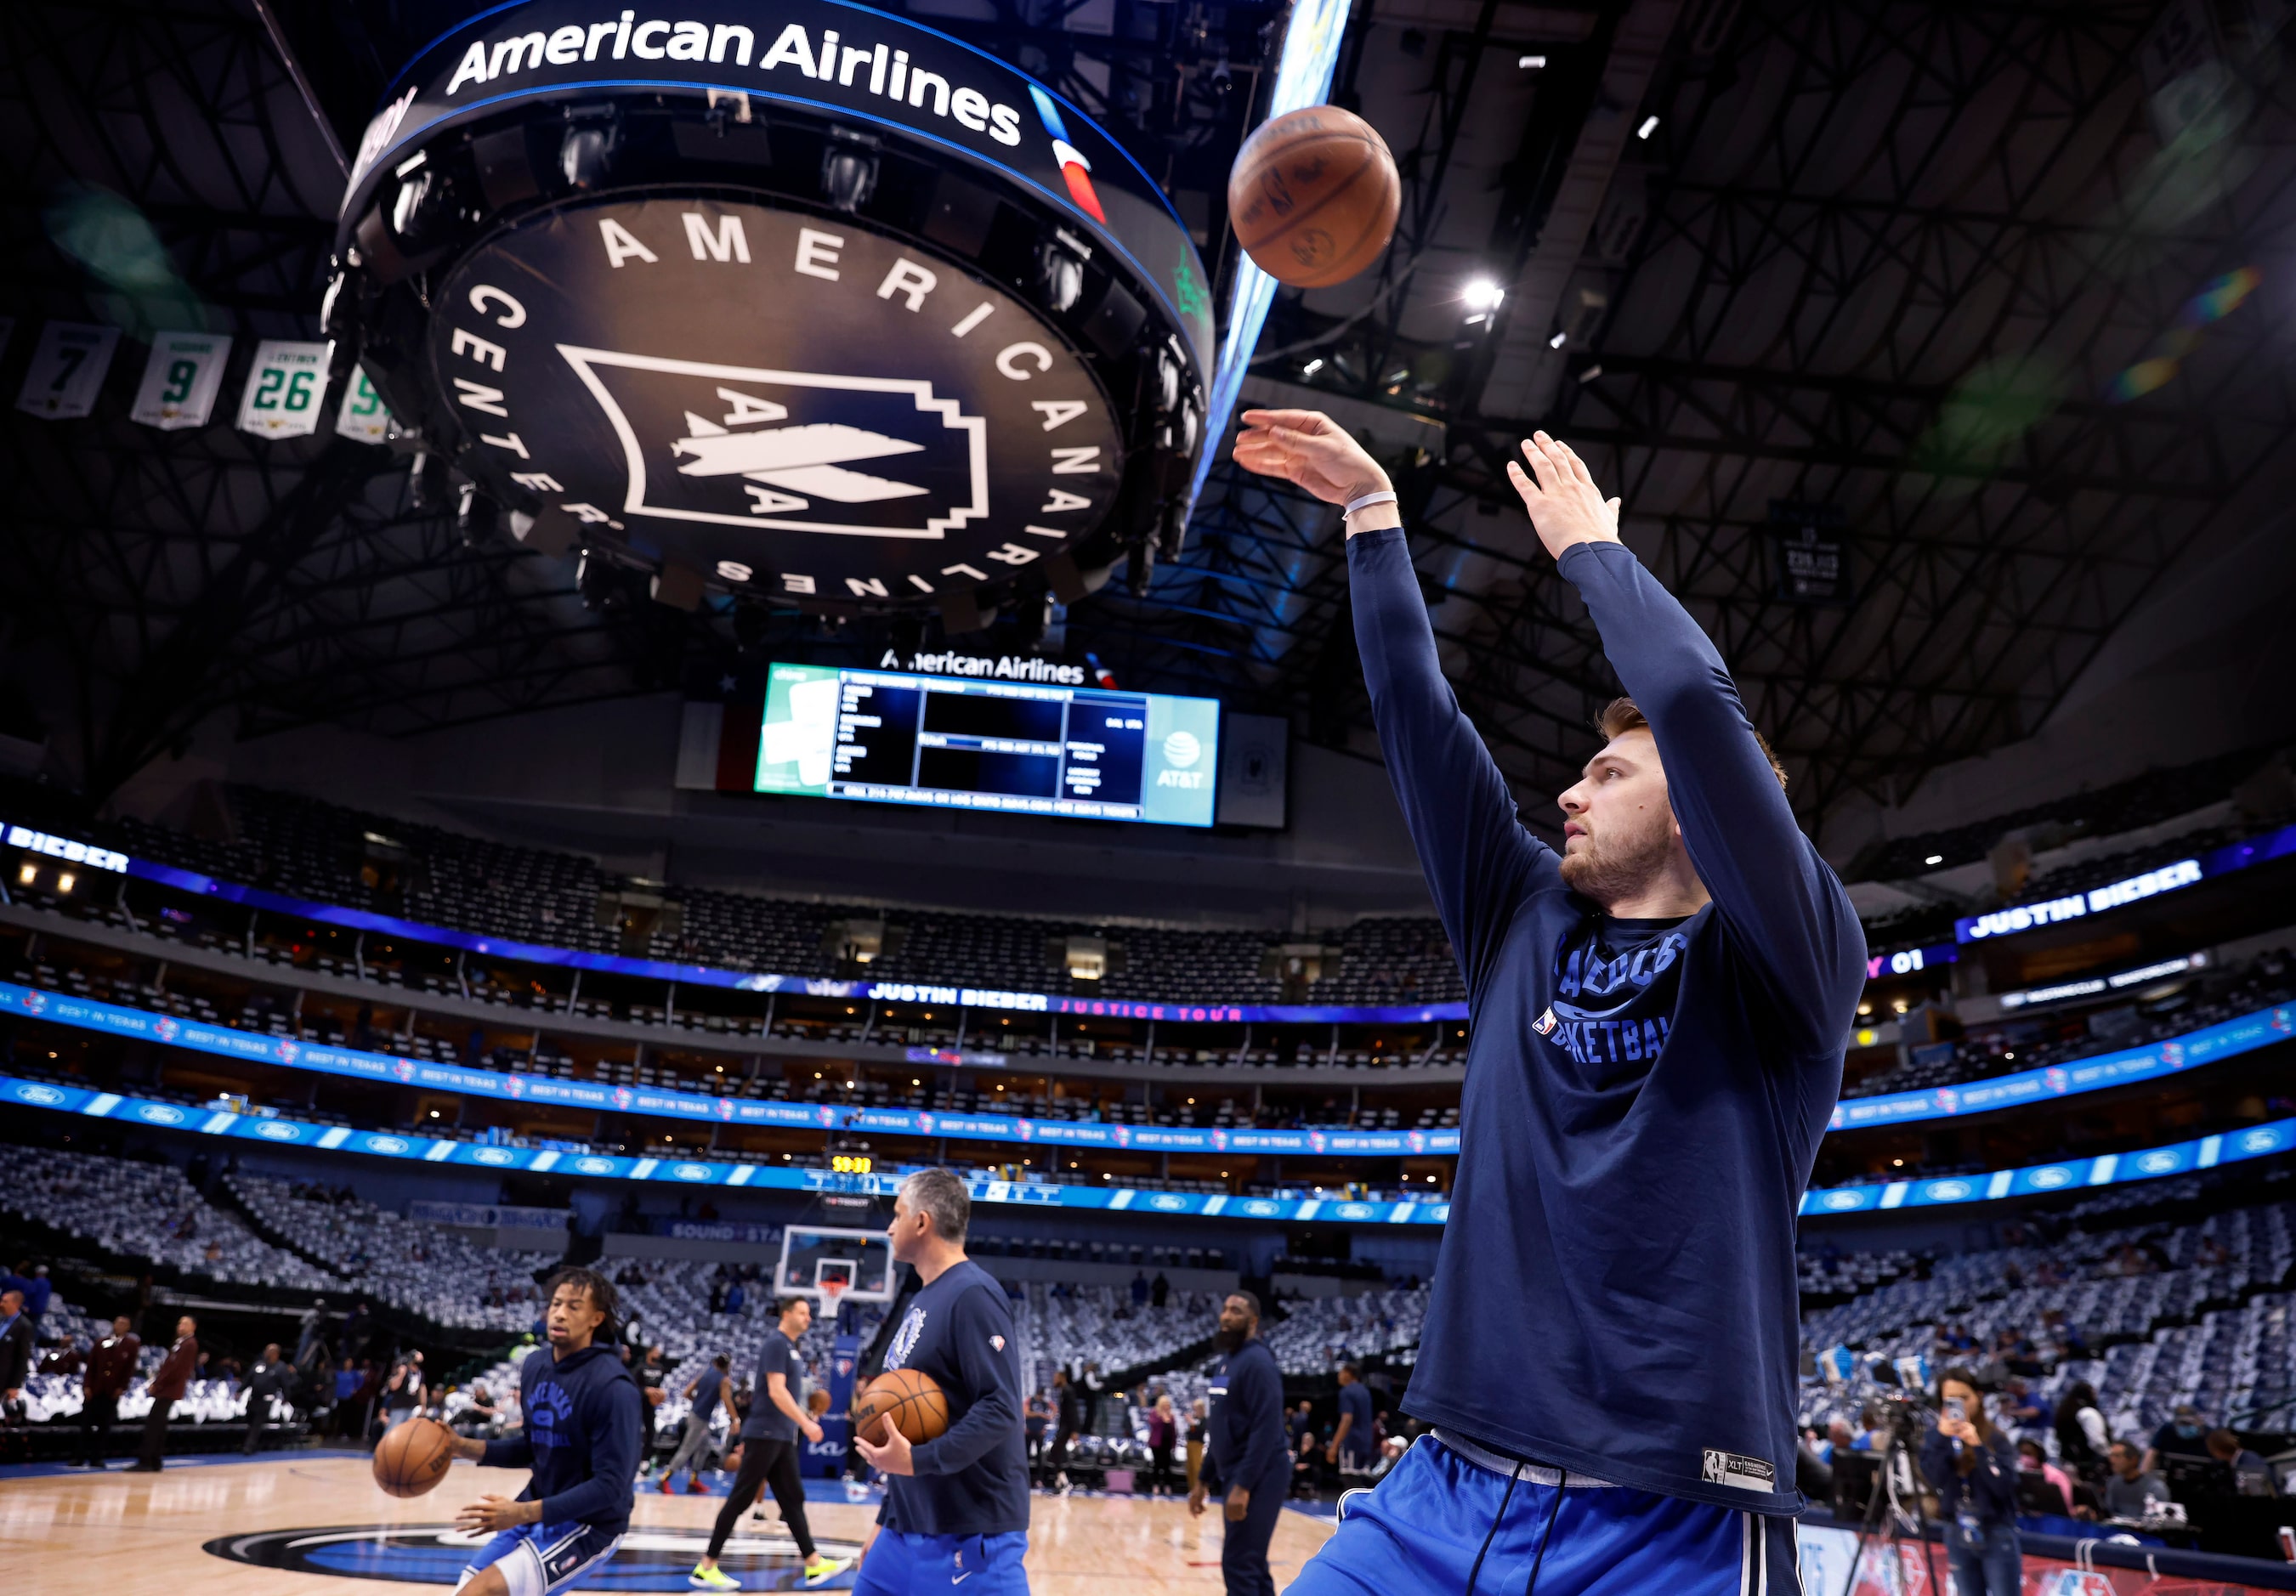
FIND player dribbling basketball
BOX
[1233,411,1866,1594]
[851,1169,1031,1594]
[438,1266,644,1596]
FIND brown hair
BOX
[1598,696,1786,790]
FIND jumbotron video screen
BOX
[755,660,1221,826]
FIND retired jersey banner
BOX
[15,321,121,419]
[336,364,394,443]
[236,338,330,438]
[130,331,235,430]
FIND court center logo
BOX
[432,196,1121,606]
[206,1524,862,1588]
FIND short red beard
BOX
[1557,806,1675,908]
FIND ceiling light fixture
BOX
[1636,115,1660,139]
[1518,54,1546,69]
[1461,278,1505,313]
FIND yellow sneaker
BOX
[688,1563,741,1590]
[802,1553,854,1586]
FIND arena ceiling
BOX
[3,0,2293,837]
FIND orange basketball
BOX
[372,1416,456,1498]
[1227,105,1400,289]
[853,1367,950,1446]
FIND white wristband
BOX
[1342,490,1398,518]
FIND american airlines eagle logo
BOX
[558,348,989,541]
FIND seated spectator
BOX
[2204,1429,2280,1497]
[2141,1403,2214,1475]
[2015,1439,2078,1517]
[2053,1382,2108,1486]
[1997,1377,2051,1435]
[2101,1440,2170,1521]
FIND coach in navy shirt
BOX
[1233,412,1864,1595]
[1192,1292,1288,1596]
[853,1169,1029,1595]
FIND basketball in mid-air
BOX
[853,1367,950,1446]
[372,1416,456,1498]
[1227,105,1400,288]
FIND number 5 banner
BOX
[15,321,122,420]
[235,338,330,438]
[130,331,235,430]
[334,365,394,444]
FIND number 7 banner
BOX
[15,321,122,420]
[235,338,331,439]
[130,331,235,430]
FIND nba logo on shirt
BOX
[1532,1008,1558,1036]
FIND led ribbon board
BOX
[2,980,2287,1152]
[333,0,1210,611]
[6,1070,2287,1225]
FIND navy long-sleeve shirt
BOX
[1350,528,1864,1515]
[1201,1337,1286,1493]
[1921,1428,2019,1525]
[878,1259,1029,1536]
[482,1342,642,1534]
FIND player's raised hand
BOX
[1233,410,1391,507]
[1505,432,1621,562]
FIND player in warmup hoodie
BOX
[442,1267,644,1596]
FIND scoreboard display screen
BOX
[757,662,1221,827]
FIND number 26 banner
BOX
[130,331,235,430]
[235,338,330,438]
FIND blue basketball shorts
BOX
[454,1519,624,1596]
[1288,1434,1800,1596]
[853,1528,1029,1595]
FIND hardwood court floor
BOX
[0,1455,1336,1593]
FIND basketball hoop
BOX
[819,1278,847,1316]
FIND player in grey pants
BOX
[659,1353,730,1492]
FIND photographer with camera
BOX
[1919,1369,2021,1595]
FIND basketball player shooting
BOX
[851,1168,1031,1595]
[1233,412,1865,1593]
[437,1266,644,1596]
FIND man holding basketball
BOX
[690,1295,852,1589]
[437,1266,644,1596]
[1233,412,1864,1593]
[851,1168,1029,1595]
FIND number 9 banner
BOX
[130,331,235,431]
[235,338,331,439]
[335,365,394,445]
